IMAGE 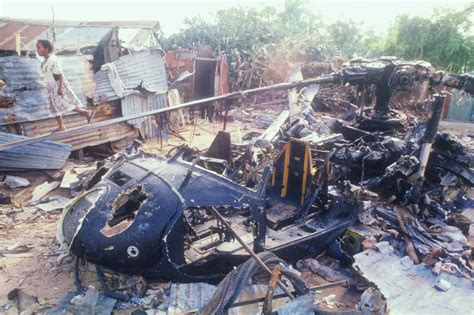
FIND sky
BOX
[0,0,472,36]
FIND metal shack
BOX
[0,19,167,169]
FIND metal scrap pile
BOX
[1,56,473,314]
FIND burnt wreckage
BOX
[58,57,474,282]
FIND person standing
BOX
[35,39,94,132]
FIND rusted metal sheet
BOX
[21,102,120,137]
[165,50,196,70]
[175,48,198,61]
[121,92,167,139]
[0,131,71,170]
[0,18,160,52]
[18,101,135,150]
[49,27,157,53]
[54,122,136,150]
[0,54,96,125]
[215,54,230,109]
[165,50,195,103]
[0,20,48,51]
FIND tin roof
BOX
[95,49,167,102]
[0,20,49,51]
[0,54,95,125]
[0,19,161,52]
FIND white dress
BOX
[41,54,82,115]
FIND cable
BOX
[198,252,308,315]
[74,256,85,293]
[95,264,129,302]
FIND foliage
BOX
[164,0,473,81]
[165,0,326,57]
[378,5,474,71]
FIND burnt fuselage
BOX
[59,147,356,280]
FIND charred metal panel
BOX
[68,171,185,274]
[61,149,265,277]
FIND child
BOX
[36,39,94,132]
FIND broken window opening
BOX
[86,166,109,190]
[109,170,133,187]
[108,185,148,227]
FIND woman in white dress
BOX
[36,40,94,132]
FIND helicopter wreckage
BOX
[54,57,473,284]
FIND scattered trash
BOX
[276,294,315,315]
[7,288,39,314]
[320,294,336,308]
[34,196,70,212]
[0,243,33,257]
[0,48,473,315]
[60,166,96,189]
[359,287,386,315]
[30,181,60,202]
[434,278,452,292]
[0,192,12,204]
[4,175,30,188]
[46,287,117,315]
[353,243,472,314]
[296,258,348,282]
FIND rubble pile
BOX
[0,55,473,315]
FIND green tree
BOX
[326,20,363,57]
[379,5,473,71]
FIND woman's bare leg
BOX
[73,107,94,123]
[73,107,91,116]
[55,115,66,131]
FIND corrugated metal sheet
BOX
[18,102,136,150]
[60,55,96,103]
[54,26,111,51]
[114,49,167,90]
[121,92,167,139]
[54,122,137,150]
[0,54,95,125]
[21,102,120,137]
[165,282,274,314]
[79,21,158,28]
[215,54,230,109]
[0,55,48,124]
[174,49,198,61]
[22,26,158,52]
[94,49,167,102]
[0,131,71,170]
[0,21,48,51]
[447,89,474,122]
